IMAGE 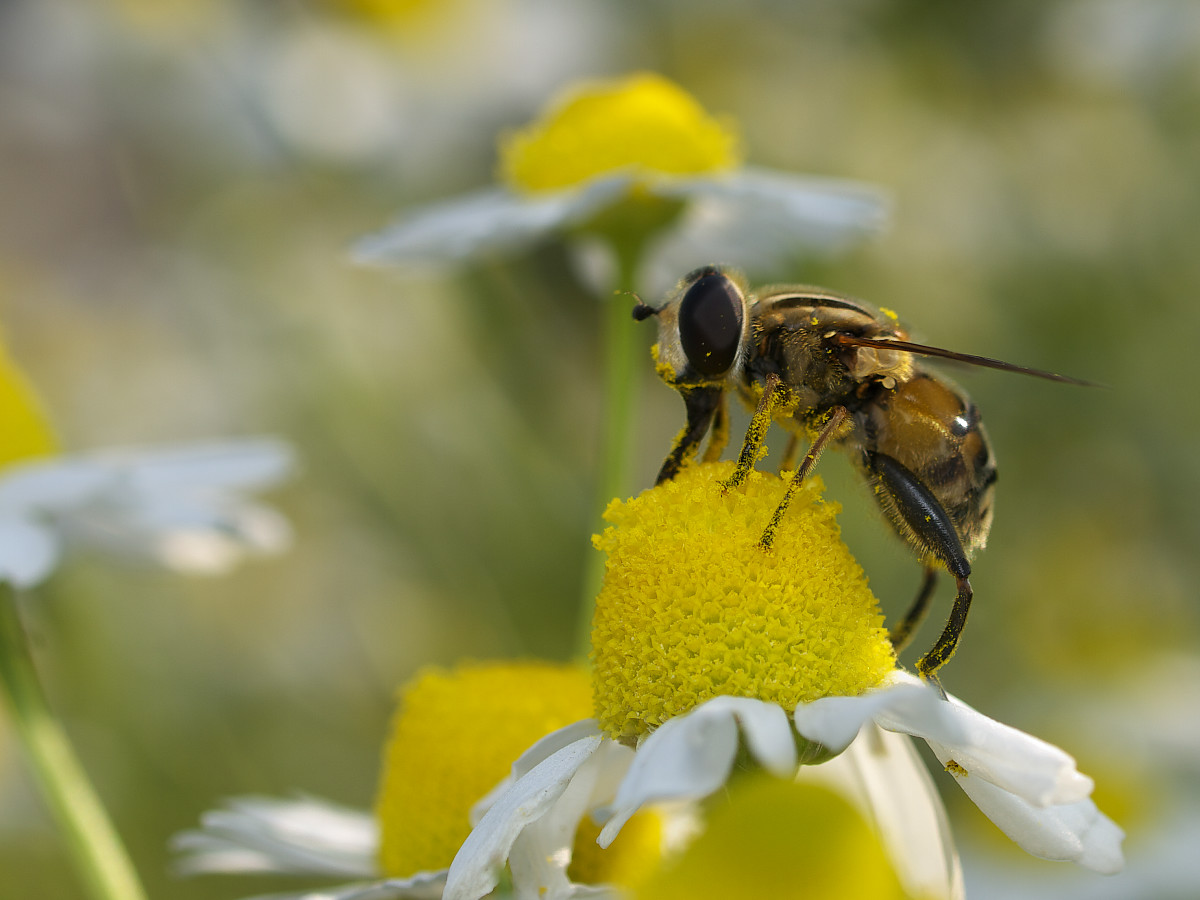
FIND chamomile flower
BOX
[0,343,292,587]
[174,660,664,900]
[352,72,887,278]
[443,462,1124,900]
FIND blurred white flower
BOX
[352,72,887,285]
[0,438,294,587]
[172,795,446,900]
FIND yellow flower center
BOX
[0,344,58,469]
[375,660,661,882]
[591,462,895,741]
[631,776,908,900]
[498,72,741,194]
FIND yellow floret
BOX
[591,462,895,741]
[498,72,741,194]
[0,344,58,468]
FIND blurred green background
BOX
[1,0,1197,897]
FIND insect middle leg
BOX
[722,373,786,492]
[760,406,848,550]
[888,566,938,653]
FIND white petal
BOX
[508,741,625,900]
[876,675,1093,807]
[443,736,602,900]
[238,872,447,900]
[793,682,934,753]
[0,458,112,511]
[351,179,630,265]
[657,167,889,238]
[797,677,1093,809]
[798,725,964,900]
[0,516,61,587]
[470,719,602,827]
[695,696,798,776]
[598,697,794,848]
[101,439,295,493]
[949,772,1125,874]
[513,719,604,781]
[172,795,379,878]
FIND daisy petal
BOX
[598,697,794,848]
[792,682,934,753]
[0,458,111,510]
[351,179,629,265]
[798,724,965,900]
[172,795,379,878]
[470,719,603,827]
[696,696,798,776]
[655,167,889,244]
[444,736,603,900]
[798,678,1093,809]
[0,516,61,588]
[949,772,1125,874]
[238,872,447,900]
[865,675,1094,807]
[108,439,295,493]
[508,740,629,900]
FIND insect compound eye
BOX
[678,272,745,378]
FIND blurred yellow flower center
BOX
[0,344,58,469]
[375,660,661,881]
[591,462,895,741]
[631,776,907,900]
[498,72,741,194]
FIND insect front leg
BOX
[866,451,975,694]
[722,373,787,492]
[656,386,723,484]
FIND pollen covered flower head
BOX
[591,460,896,741]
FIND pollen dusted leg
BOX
[759,406,849,550]
[655,386,722,484]
[917,575,973,696]
[722,373,786,493]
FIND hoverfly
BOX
[633,265,1092,689]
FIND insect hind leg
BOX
[917,575,972,698]
[867,451,974,692]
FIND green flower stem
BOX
[0,586,148,900]
[576,240,644,652]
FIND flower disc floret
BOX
[498,72,741,194]
[591,462,895,741]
